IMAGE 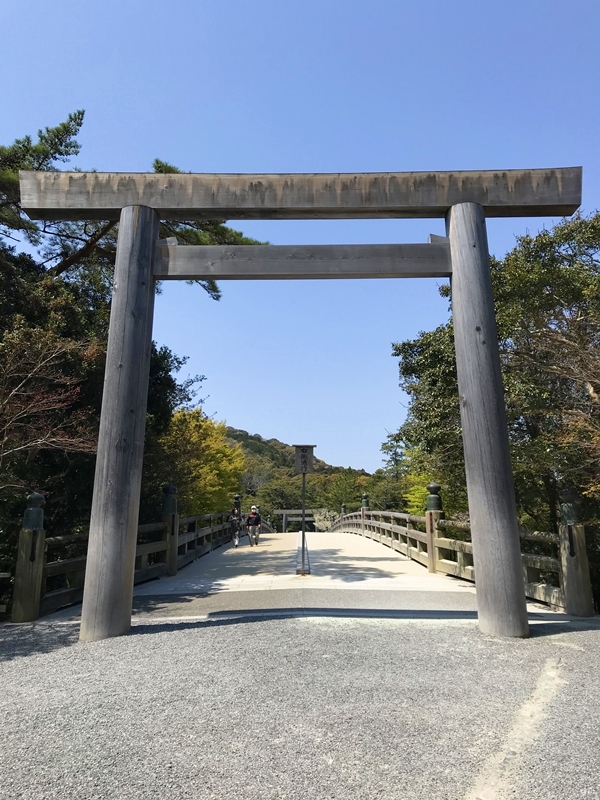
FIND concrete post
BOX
[80,205,159,642]
[162,484,179,577]
[11,492,46,623]
[425,482,443,574]
[446,202,529,638]
[559,490,594,616]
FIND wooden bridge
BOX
[9,482,594,624]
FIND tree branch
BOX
[46,220,116,277]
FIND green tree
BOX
[151,410,245,517]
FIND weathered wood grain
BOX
[80,205,159,643]
[447,201,529,638]
[20,167,582,221]
[153,242,452,280]
[11,528,46,623]
[559,523,594,616]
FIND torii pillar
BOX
[80,206,159,641]
[447,202,529,637]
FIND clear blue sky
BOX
[2,1,599,471]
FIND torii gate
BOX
[20,167,582,642]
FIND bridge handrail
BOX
[331,504,593,615]
[9,493,262,623]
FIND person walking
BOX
[229,506,242,548]
[246,505,261,546]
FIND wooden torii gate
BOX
[20,167,582,642]
[273,510,317,532]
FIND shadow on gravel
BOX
[127,609,482,638]
[127,608,600,638]
[0,623,79,663]
[529,618,600,637]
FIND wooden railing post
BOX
[425,482,444,574]
[12,492,46,623]
[559,490,594,616]
[361,493,369,535]
[161,484,179,577]
[405,516,413,559]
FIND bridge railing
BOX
[9,487,254,623]
[331,495,594,616]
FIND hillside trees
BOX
[225,428,374,526]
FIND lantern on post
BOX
[293,445,316,576]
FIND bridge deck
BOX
[44,530,564,622]
[129,531,483,620]
[2,532,599,800]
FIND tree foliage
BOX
[151,410,245,518]
[390,213,600,601]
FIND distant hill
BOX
[225,427,360,476]
[225,427,370,525]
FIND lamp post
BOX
[293,445,315,575]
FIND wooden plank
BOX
[44,556,87,578]
[134,563,167,584]
[20,168,582,221]
[521,553,560,572]
[40,587,84,616]
[135,541,168,557]
[177,551,197,568]
[137,521,167,535]
[178,527,211,545]
[154,243,452,280]
[434,537,474,554]
[45,533,89,547]
[179,514,212,525]
[519,529,559,544]
[524,582,565,608]
[273,509,317,514]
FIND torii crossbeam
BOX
[19,167,582,643]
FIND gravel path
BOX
[1,614,600,800]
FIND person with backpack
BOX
[229,506,242,548]
[246,505,261,546]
